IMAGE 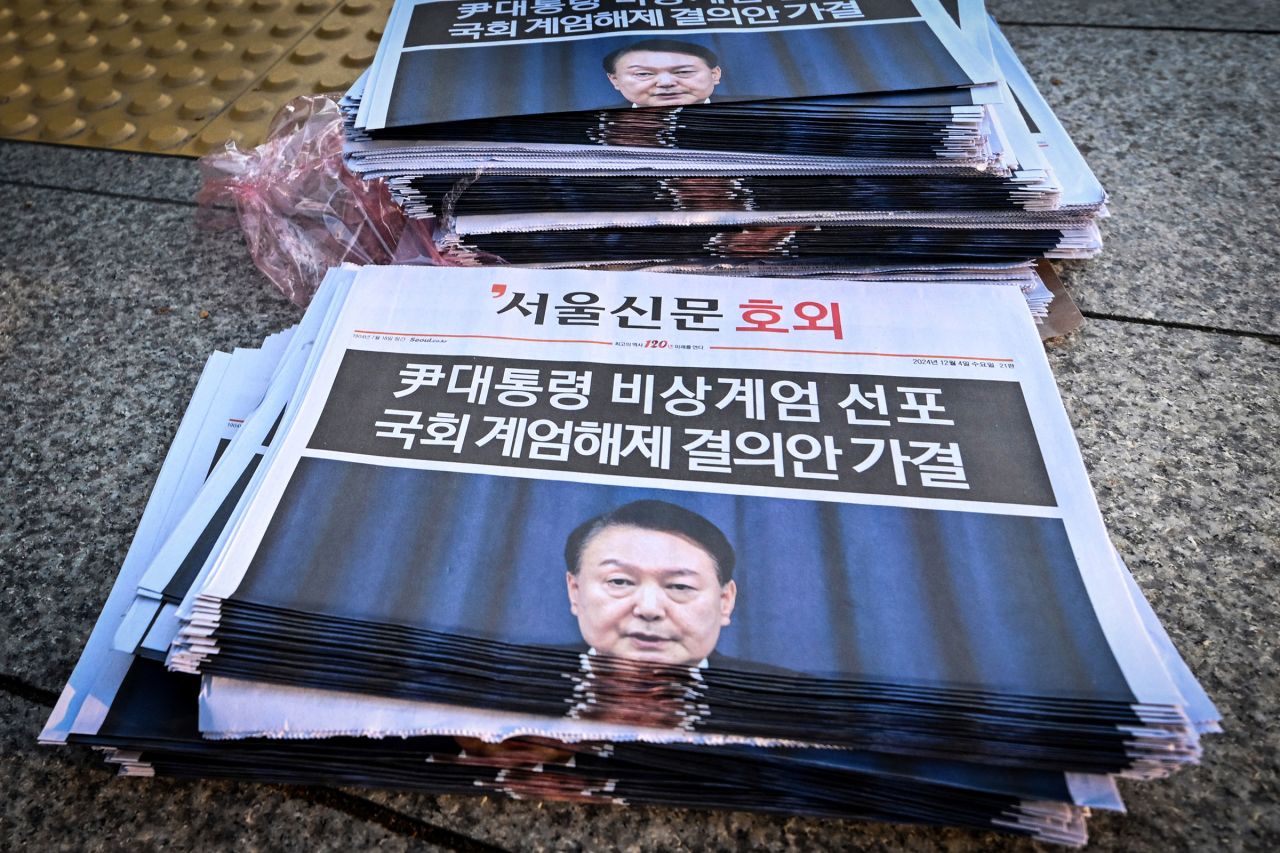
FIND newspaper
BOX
[358,0,1001,129]
[41,265,1224,846]
[162,265,1198,777]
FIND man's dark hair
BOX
[602,39,721,74]
[564,499,736,584]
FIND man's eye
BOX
[669,583,695,592]
[606,578,634,587]
[633,72,652,79]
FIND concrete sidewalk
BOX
[1,2,1277,850]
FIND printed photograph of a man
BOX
[564,499,736,667]
[603,39,723,107]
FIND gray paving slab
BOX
[1006,26,1280,335]
[0,181,300,691]
[1044,320,1278,851]
[1,693,421,851]
[989,0,1279,31]
[358,786,1049,851]
[1,15,1277,848]
[0,141,201,206]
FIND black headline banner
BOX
[308,350,1057,506]
[406,0,916,48]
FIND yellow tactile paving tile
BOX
[184,0,383,155]
[0,0,387,156]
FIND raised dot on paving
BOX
[134,11,174,32]
[145,123,190,148]
[95,10,132,29]
[54,7,91,27]
[290,44,324,64]
[212,66,252,89]
[33,82,75,107]
[71,57,111,79]
[0,106,37,134]
[200,124,243,145]
[148,37,190,58]
[230,95,271,120]
[127,91,173,115]
[343,0,376,14]
[241,41,278,62]
[27,55,67,76]
[16,7,50,25]
[163,63,205,86]
[194,38,233,59]
[42,115,87,140]
[0,80,30,101]
[316,72,354,92]
[342,48,374,67]
[104,33,143,54]
[179,93,224,120]
[21,28,56,49]
[260,68,299,90]
[61,32,100,53]
[91,118,137,145]
[80,85,124,111]
[192,124,245,153]
[317,21,350,38]
[223,15,262,36]
[179,14,217,34]
[115,59,156,82]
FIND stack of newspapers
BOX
[44,265,1218,845]
[340,0,1107,320]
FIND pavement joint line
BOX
[0,178,198,209]
[999,21,1280,36]
[0,673,58,707]
[1,140,194,163]
[1078,310,1280,345]
[277,786,514,853]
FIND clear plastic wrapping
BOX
[198,95,441,306]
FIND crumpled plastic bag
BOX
[197,94,442,306]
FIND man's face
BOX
[566,524,736,666]
[607,50,722,107]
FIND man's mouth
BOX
[625,632,676,647]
